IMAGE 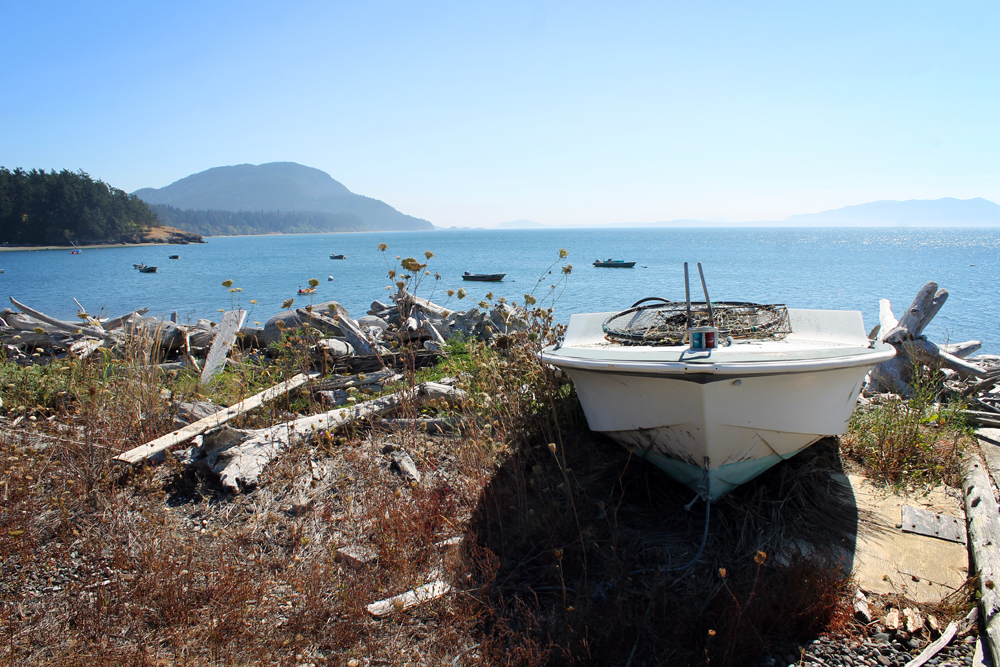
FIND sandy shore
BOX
[0,242,175,252]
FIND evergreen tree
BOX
[0,167,159,245]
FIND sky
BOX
[2,1,998,227]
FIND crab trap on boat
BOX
[602,299,792,346]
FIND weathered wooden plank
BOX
[962,448,1000,667]
[900,505,966,543]
[978,429,1000,506]
[200,309,246,383]
[113,373,312,464]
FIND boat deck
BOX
[548,308,886,369]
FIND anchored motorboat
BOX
[540,263,894,500]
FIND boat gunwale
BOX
[540,345,895,375]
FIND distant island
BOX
[629,197,1000,228]
[781,197,1000,227]
[133,162,433,236]
[0,167,203,246]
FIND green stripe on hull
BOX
[632,447,808,501]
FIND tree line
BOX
[149,204,369,237]
[0,167,159,245]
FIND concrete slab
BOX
[838,473,969,604]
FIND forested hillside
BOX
[150,204,368,236]
[0,168,158,245]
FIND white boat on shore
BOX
[540,272,894,501]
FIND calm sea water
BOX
[2,227,997,353]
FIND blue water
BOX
[2,227,997,353]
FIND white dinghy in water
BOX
[540,263,895,501]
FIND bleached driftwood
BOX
[114,373,314,464]
[298,307,375,356]
[366,580,453,617]
[867,282,985,396]
[942,340,983,359]
[314,369,402,391]
[10,297,111,339]
[69,338,102,359]
[961,451,1000,667]
[200,309,246,383]
[415,311,446,346]
[204,382,467,490]
[904,619,959,667]
[395,289,455,319]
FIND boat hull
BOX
[593,262,635,268]
[462,273,506,282]
[562,364,870,499]
[540,307,894,500]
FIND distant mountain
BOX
[133,162,432,233]
[782,197,1000,227]
[495,219,548,229]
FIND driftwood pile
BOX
[864,281,1000,425]
[0,288,522,490]
[115,375,467,492]
[1,287,528,373]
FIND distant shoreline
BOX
[0,242,177,253]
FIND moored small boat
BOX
[330,254,346,260]
[593,259,635,268]
[462,271,506,282]
[169,255,180,259]
[297,287,317,294]
[138,265,157,273]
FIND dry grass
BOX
[841,395,973,492]
[0,315,967,666]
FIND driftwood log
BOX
[200,310,246,383]
[114,373,314,464]
[866,282,985,397]
[201,381,466,490]
[9,297,118,340]
[297,306,377,356]
[961,450,1000,667]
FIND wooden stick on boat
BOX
[697,262,715,328]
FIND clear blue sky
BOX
[2,1,997,226]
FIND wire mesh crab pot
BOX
[602,299,792,346]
